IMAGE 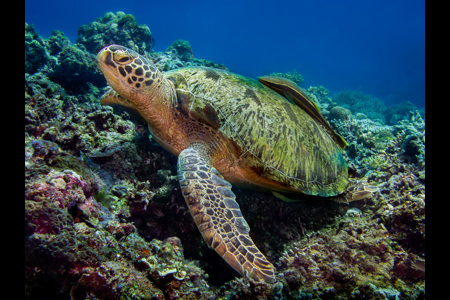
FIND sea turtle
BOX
[96,45,373,283]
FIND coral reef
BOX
[25,137,214,298]
[384,101,424,125]
[269,69,304,85]
[327,108,425,180]
[77,11,154,55]
[49,42,105,94]
[332,90,386,121]
[328,106,352,122]
[25,28,105,96]
[25,11,425,299]
[165,39,195,62]
[149,39,228,72]
[25,23,50,74]
[277,216,424,299]
[331,90,424,126]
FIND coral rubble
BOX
[25,12,424,299]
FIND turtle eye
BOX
[113,51,132,65]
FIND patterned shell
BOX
[165,67,348,197]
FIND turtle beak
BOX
[96,47,125,97]
[97,47,117,75]
[97,47,115,69]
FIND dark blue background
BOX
[25,0,425,108]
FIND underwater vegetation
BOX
[25,12,424,299]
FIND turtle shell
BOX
[165,67,348,197]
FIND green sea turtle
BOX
[96,45,373,283]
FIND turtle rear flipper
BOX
[177,143,276,283]
[333,180,379,203]
[258,75,347,149]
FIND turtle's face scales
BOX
[97,45,159,103]
[97,45,178,153]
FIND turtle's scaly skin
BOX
[96,45,348,283]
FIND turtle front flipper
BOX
[177,143,276,283]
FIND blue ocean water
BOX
[25,0,425,108]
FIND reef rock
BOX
[278,216,425,299]
[49,42,105,94]
[76,11,153,55]
[25,23,50,74]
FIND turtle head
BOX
[97,45,162,110]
